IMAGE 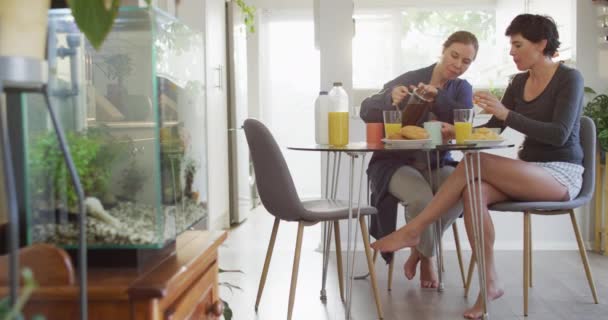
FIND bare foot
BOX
[370,226,420,253]
[403,249,420,280]
[462,286,505,319]
[419,256,438,288]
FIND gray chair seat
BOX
[301,199,377,222]
[489,196,590,212]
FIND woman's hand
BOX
[411,83,438,101]
[474,91,509,121]
[391,86,410,106]
[440,122,455,142]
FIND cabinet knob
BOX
[207,300,224,317]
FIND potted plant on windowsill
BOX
[583,87,608,154]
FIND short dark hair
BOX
[505,14,560,57]
[443,31,479,59]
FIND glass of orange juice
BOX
[383,110,402,138]
[454,109,474,144]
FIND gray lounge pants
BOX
[388,165,463,258]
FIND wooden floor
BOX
[218,206,608,320]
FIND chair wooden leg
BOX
[287,222,305,320]
[255,218,280,311]
[333,220,345,302]
[372,249,378,264]
[593,151,602,252]
[464,254,475,298]
[569,210,600,304]
[388,257,394,291]
[452,223,466,287]
[528,215,533,288]
[523,212,530,316]
[359,216,384,320]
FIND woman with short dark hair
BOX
[371,14,584,319]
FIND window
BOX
[259,11,321,198]
[353,0,576,90]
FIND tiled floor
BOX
[218,206,608,320]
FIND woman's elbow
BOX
[548,128,570,146]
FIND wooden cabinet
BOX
[0,230,227,320]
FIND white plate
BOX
[381,138,432,148]
[464,139,505,147]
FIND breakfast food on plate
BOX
[469,127,502,140]
[400,125,429,140]
[388,132,405,140]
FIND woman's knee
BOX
[461,182,491,207]
[463,152,497,169]
[403,196,433,219]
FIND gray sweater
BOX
[486,63,584,165]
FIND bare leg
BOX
[462,181,509,319]
[370,153,569,253]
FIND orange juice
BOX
[454,122,473,144]
[328,111,349,146]
[384,123,401,138]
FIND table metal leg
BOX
[320,152,331,300]
[321,152,340,300]
[354,176,372,280]
[427,151,444,292]
[345,152,367,320]
[321,221,333,301]
[463,151,489,319]
[345,154,355,318]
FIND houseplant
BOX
[182,157,199,201]
[234,0,256,33]
[583,87,608,151]
[0,269,40,320]
[29,130,122,210]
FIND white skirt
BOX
[530,161,584,200]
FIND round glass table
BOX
[288,141,514,320]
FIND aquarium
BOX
[18,7,207,249]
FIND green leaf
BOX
[584,86,597,94]
[218,268,244,274]
[219,282,242,293]
[599,129,608,151]
[222,300,233,320]
[68,0,120,50]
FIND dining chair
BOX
[465,116,599,316]
[243,118,384,320]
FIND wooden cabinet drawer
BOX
[165,262,220,320]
